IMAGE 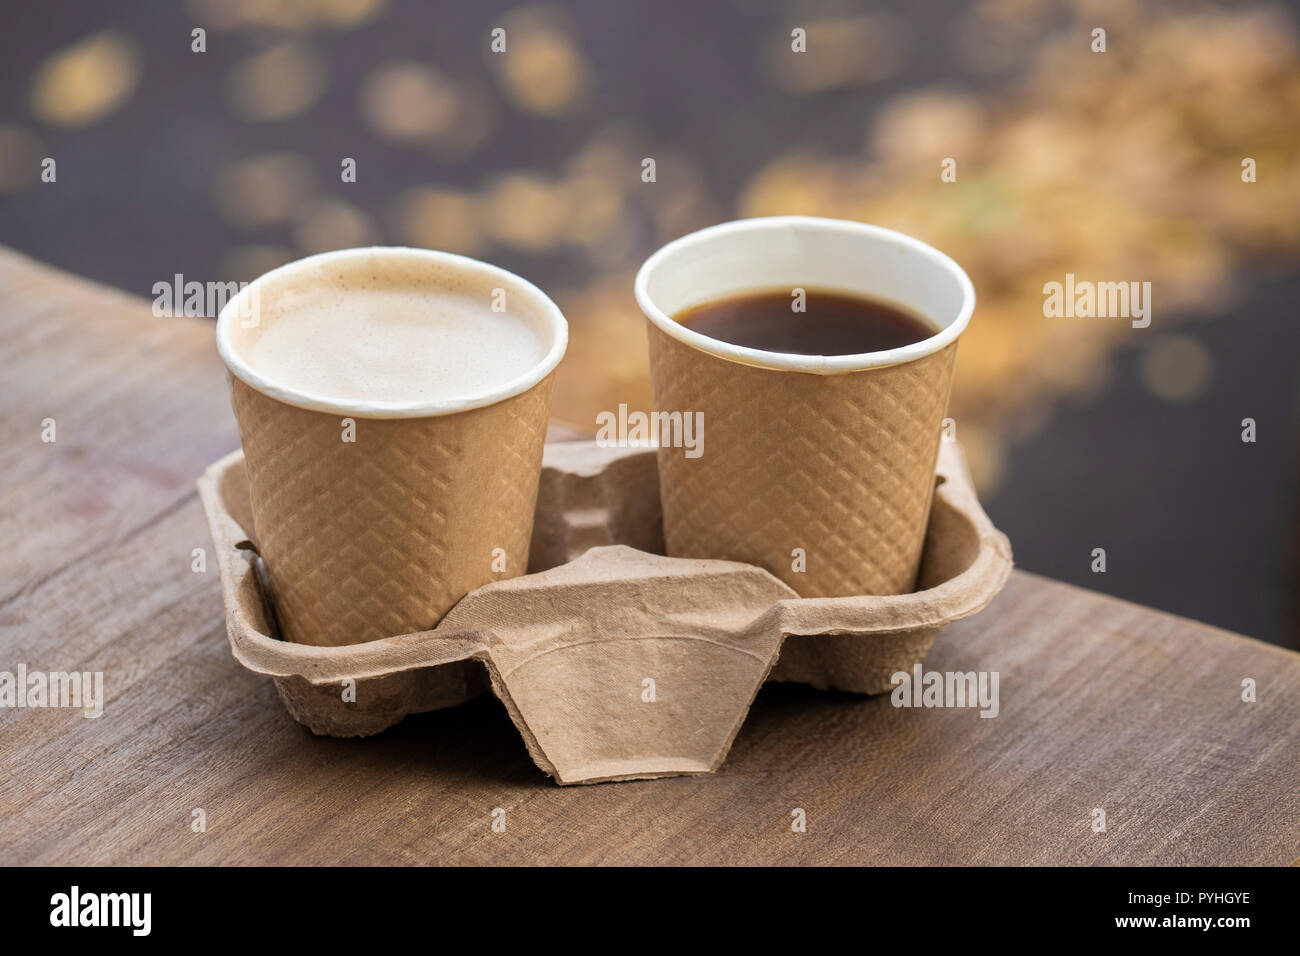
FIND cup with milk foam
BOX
[216,247,567,647]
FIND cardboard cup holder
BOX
[198,440,1012,785]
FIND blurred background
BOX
[1,0,1298,647]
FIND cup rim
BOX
[215,246,568,419]
[633,216,976,374]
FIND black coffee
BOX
[674,287,935,356]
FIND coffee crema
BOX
[673,287,935,356]
[242,282,548,406]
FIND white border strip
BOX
[634,216,975,374]
[215,246,569,419]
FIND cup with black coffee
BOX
[635,217,975,623]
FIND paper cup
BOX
[217,247,567,647]
[635,217,975,605]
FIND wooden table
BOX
[2,247,1297,866]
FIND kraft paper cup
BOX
[635,217,975,610]
[216,247,567,648]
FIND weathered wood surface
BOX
[1,247,1297,865]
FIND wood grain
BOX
[1,247,1297,865]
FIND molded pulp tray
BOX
[197,440,1012,785]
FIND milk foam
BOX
[242,280,549,407]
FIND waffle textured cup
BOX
[636,218,975,672]
[216,247,567,648]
